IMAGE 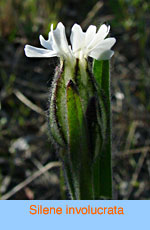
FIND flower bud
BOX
[49,59,107,199]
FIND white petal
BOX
[91,38,116,51]
[87,24,110,50]
[70,24,85,52]
[24,45,57,58]
[48,31,52,40]
[39,34,52,50]
[89,49,114,60]
[85,25,96,46]
[97,24,110,40]
[51,22,71,55]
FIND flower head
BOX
[24,22,116,62]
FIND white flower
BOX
[24,22,116,62]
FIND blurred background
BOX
[0,0,150,200]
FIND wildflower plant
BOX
[25,22,116,200]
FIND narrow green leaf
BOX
[93,60,110,104]
[93,60,112,199]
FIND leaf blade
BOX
[93,60,112,199]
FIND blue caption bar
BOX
[0,200,149,230]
